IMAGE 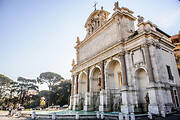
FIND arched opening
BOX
[105,60,122,111]
[90,67,101,92]
[106,60,122,90]
[79,72,87,96]
[90,67,101,110]
[78,72,87,110]
[135,68,149,113]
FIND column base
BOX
[148,104,159,115]
[68,96,74,110]
[99,105,111,112]
[84,105,94,111]
[83,92,94,111]
[73,105,81,111]
[99,90,111,112]
[72,94,81,111]
[121,105,134,114]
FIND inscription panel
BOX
[79,21,118,63]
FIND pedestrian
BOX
[11,104,14,116]
[8,105,12,115]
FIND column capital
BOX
[118,50,126,56]
[141,39,160,49]
[141,42,151,48]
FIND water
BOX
[35,110,96,115]
[35,110,119,115]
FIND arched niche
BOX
[90,67,101,93]
[135,68,149,112]
[78,72,87,96]
[105,60,122,90]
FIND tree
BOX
[37,72,63,106]
[11,77,39,108]
[37,72,63,91]
[51,80,71,106]
[0,74,13,108]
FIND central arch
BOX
[90,67,101,110]
[105,59,122,90]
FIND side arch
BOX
[135,67,149,113]
[78,71,87,95]
[89,66,102,92]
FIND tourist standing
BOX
[8,105,12,115]
[11,104,14,116]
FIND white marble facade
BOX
[69,2,180,115]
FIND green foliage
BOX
[0,72,71,109]
[10,77,39,108]
[0,74,13,83]
[38,72,63,88]
[0,74,13,107]
[51,80,71,106]
[38,80,71,107]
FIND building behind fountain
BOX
[69,2,180,115]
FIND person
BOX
[8,105,12,115]
[10,104,14,116]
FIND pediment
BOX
[85,9,110,28]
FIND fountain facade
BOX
[69,1,180,115]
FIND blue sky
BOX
[0,0,180,89]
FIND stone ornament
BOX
[137,15,144,24]
[113,1,120,11]
[84,8,110,37]
[76,37,80,45]
[72,59,76,67]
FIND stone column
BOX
[73,73,81,110]
[143,43,155,83]
[69,75,74,110]
[76,74,79,94]
[71,75,74,95]
[87,68,90,92]
[99,60,111,112]
[100,60,105,90]
[119,51,135,114]
[84,67,93,111]
[142,42,159,114]
[119,51,128,86]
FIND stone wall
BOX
[78,20,119,63]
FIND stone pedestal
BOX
[69,96,74,110]
[148,87,159,115]
[99,90,111,112]
[84,92,94,111]
[73,94,81,110]
[121,87,134,114]
[148,83,173,115]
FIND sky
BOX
[0,0,180,90]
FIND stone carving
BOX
[85,9,110,37]
[76,37,81,45]
[113,1,120,11]
[137,15,144,24]
[72,59,76,67]
[145,93,150,112]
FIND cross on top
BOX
[93,2,98,10]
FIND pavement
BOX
[0,111,27,120]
